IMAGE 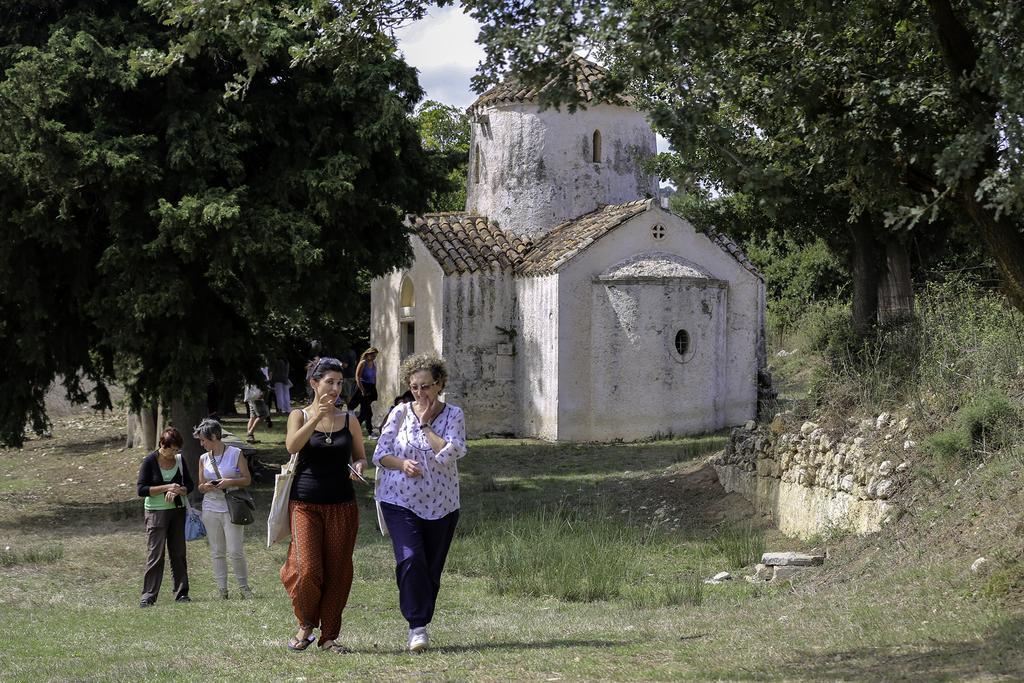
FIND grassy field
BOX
[1,412,1021,681]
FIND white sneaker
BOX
[407,627,429,653]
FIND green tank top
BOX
[145,464,179,511]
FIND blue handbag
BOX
[184,501,206,541]
[177,454,206,541]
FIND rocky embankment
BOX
[712,412,915,538]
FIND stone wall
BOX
[712,412,914,538]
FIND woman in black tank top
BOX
[279,357,367,653]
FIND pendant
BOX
[324,435,333,445]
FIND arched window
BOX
[474,145,482,184]
[400,277,415,308]
[592,129,602,163]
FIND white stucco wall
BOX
[588,276,728,440]
[466,103,658,239]
[440,269,518,437]
[369,237,444,410]
[514,275,560,440]
[556,206,763,440]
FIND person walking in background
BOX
[136,427,194,607]
[372,352,466,652]
[281,357,368,653]
[270,357,292,415]
[245,367,271,443]
[347,347,379,436]
[194,418,254,600]
[340,356,357,406]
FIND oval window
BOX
[674,329,690,357]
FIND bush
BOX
[807,315,923,412]
[915,279,1024,411]
[957,391,1017,449]
[795,300,853,355]
[981,562,1024,600]
[796,277,1024,421]
[922,391,1020,465]
[921,429,973,465]
[744,232,848,337]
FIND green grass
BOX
[1,415,1022,681]
[457,505,655,602]
[0,542,64,567]
[694,522,767,569]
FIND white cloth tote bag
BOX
[267,451,299,548]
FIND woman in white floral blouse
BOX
[372,352,466,653]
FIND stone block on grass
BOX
[761,551,825,567]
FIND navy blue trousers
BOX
[380,502,459,629]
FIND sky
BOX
[394,7,672,155]
[394,6,486,111]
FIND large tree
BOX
[463,0,1024,322]
[413,99,471,212]
[0,1,442,449]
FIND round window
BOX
[674,329,690,357]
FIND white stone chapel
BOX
[371,59,766,441]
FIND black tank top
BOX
[290,410,355,504]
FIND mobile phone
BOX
[347,464,369,485]
[208,479,221,487]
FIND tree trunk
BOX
[925,0,1024,313]
[169,398,206,503]
[962,182,1024,314]
[126,408,137,449]
[131,404,158,450]
[849,216,881,338]
[877,237,915,323]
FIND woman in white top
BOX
[373,352,466,652]
[194,418,253,599]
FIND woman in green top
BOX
[136,426,194,607]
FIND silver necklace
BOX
[324,411,335,444]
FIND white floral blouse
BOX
[372,403,467,520]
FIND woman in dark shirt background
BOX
[280,357,367,653]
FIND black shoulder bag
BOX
[208,448,256,526]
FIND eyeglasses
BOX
[409,381,437,391]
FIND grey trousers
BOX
[142,507,189,603]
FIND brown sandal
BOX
[287,630,316,652]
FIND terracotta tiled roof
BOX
[407,214,532,275]
[468,54,633,115]
[515,200,653,276]
[407,202,762,280]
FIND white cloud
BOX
[395,6,484,110]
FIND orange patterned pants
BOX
[280,500,359,645]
